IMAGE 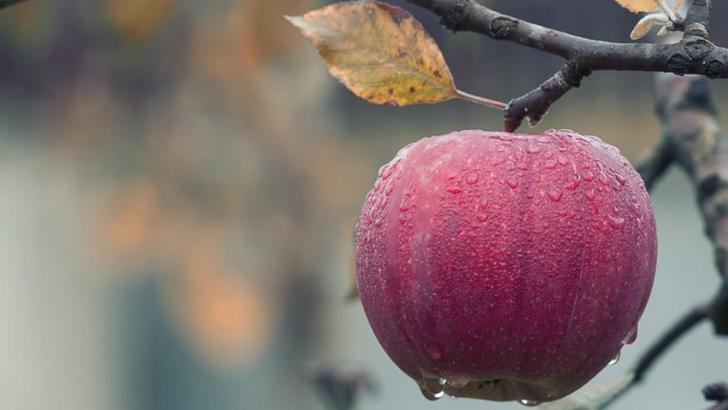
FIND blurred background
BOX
[0,0,726,409]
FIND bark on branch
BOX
[406,0,721,131]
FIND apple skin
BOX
[354,129,656,404]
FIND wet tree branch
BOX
[405,0,721,131]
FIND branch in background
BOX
[310,365,377,410]
[632,303,710,383]
[0,0,28,9]
[708,401,728,410]
[635,140,673,192]
[705,381,728,410]
[653,74,728,288]
[704,381,728,400]
[405,0,723,130]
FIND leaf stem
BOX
[455,89,507,110]
[657,0,681,23]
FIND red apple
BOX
[354,129,656,404]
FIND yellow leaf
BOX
[615,0,659,13]
[629,13,669,40]
[286,1,457,106]
[615,0,683,13]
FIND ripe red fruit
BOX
[355,129,656,404]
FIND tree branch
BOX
[405,0,724,130]
[635,140,673,192]
[653,74,727,288]
[632,302,710,383]
[704,382,728,402]
[683,0,711,38]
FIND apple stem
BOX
[455,89,507,110]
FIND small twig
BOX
[504,62,586,132]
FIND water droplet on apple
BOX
[608,213,625,229]
[557,155,569,165]
[419,386,444,401]
[527,144,541,154]
[548,189,563,202]
[565,178,580,190]
[378,159,399,179]
[623,325,638,345]
[447,377,469,388]
[466,173,479,184]
[544,160,557,169]
[586,190,596,202]
[608,350,621,365]
[399,197,410,212]
[419,375,445,401]
[446,186,463,194]
[616,173,628,185]
[506,178,519,189]
[519,399,541,407]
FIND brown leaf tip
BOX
[374,1,410,25]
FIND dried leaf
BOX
[286,1,457,106]
[616,0,659,13]
[615,0,683,13]
[629,13,669,40]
